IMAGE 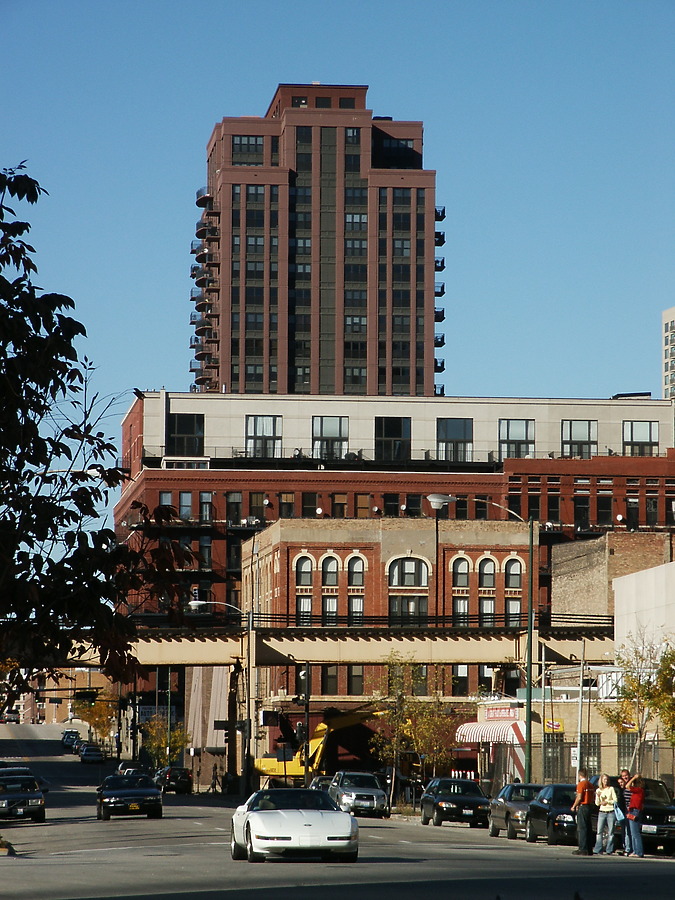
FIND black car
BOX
[420,777,490,828]
[154,765,193,795]
[96,774,163,820]
[591,775,675,852]
[0,775,46,823]
[525,784,577,845]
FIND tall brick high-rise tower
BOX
[191,83,446,397]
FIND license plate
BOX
[463,808,473,816]
[128,803,140,810]
[14,809,25,816]
[642,824,657,833]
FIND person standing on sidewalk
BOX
[571,768,596,855]
[617,771,632,855]
[593,774,618,854]
[625,774,645,858]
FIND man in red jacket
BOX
[571,767,596,855]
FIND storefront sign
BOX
[544,719,564,733]
[485,706,520,720]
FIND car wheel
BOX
[231,825,247,860]
[488,816,500,837]
[432,809,443,827]
[525,818,537,843]
[339,849,358,863]
[420,806,431,826]
[101,807,111,821]
[246,826,264,863]
[31,810,46,823]
[469,819,480,828]
[546,821,557,845]
[147,809,163,819]
[506,815,517,840]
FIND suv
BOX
[154,766,193,795]
[328,771,390,818]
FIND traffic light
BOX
[75,690,98,706]
[294,721,307,743]
[295,665,311,701]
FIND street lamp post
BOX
[426,494,456,624]
[188,598,253,791]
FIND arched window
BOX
[389,558,428,587]
[452,558,469,588]
[295,556,313,587]
[322,556,339,586]
[505,559,522,589]
[348,556,364,587]
[478,558,495,589]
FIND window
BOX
[279,492,294,518]
[250,492,265,521]
[580,733,601,774]
[312,416,348,460]
[375,417,411,461]
[322,557,339,586]
[452,558,469,588]
[383,493,400,516]
[347,665,364,695]
[389,594,427,626]
[345,239,367,256]
[478,665,494,692]
[344,366,366,390]
[199,492,213,523]
[452,664,468,695]
[179,491,192,520]
[345,213,367,231]
[574,495,590,531]
[505,559,522,589]
[296,557,313,586]
[623,421,659,456]
[393,188,411,205]
[412,665,428,696]
[226,492,242,523]
[296,125,312,144]
[405,494,422,517]
[478,559,495,589]
[393,238,411,257]
[543,734,565,782]
[345,315,367,333]
[296,153,312,172]
[296,595,312,626]
[322,595,338,627]
[332,493,347,518]
[345,127,360,145]
[159,491,172,508]
[345,187,367,205]
[291,95,308,108]
[245,415,282,458]
[246,184,265,202]
[246,235,265,253]
[389,558,428,587]
[499,419,535,460]
[315,96,331,108]
[479,597,495,627]
[198,535,212,570]
[453,596,469,626]
[300,492,318,517]
[166,413,204,456]
[339,97,356,109]
[348,595,363,626]
[561,420,598,458]
[547,494,560,523]
[345,155,360,173]
[321,665,338,694]
[597,493,613,525]
[506,598,521,627]
[348,557,364,586]
[437,418,473,462]
[232,135,263,153]
[617,732,637,771]
[355,493,370,518]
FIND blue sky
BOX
[3,0,674,417]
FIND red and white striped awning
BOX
[456,720,524,745]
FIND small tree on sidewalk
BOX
[141,714,191,768]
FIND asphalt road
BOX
[1,723,674,900]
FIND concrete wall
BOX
[614,560,675,648]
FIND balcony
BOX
[434,384,445,397]
[434,257,445,272]
[435,206,446,221]
[190,312,211,334]
[189,359,204,373]
[190,336,205,352]
[191,240,204,255]
[195,245,210,263]
[196,186,213,208]
[434,282,445,297]
[434,307,445,322]
[191,288,205,303]
[434,358,445,373]
[434,333,445,348]
[434,231,446,247]
[205,356,219,368]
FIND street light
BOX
[188,599,254,792]
[426,494,456,623]
[473,498,536,784]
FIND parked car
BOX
[489,782,543,839]
[328,771,390,818]
[591,774,675,853]
[80,746,106,764]
[0,767,49,793]
[0,774,46,823]
[96,774,163,820]
[420,777,490,828]
[154,765,193,795]
[525,784,577,845]
[309,776,333,792]
[230,788,358,862]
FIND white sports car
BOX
[230,788,359,863]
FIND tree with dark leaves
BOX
[0,163,187,713]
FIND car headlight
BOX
[438,801,456,809]
[342,792,356,800]
[514,810,527,820]
[667,815,675,824]
[556,814,574,823]
[28,799,43,807]
[0,800,7,808]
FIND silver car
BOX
[328,771,390,818]
[489,782,543,839]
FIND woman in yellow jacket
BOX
[593,773,618,855]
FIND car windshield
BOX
[552,789,575,806]
[340,774,380,789]
[103,776,155,790]
[0,778,39,792]
[644,780,672,805]
[437,780,484,797]
[509,786,541,802]
[250,790,340,811]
